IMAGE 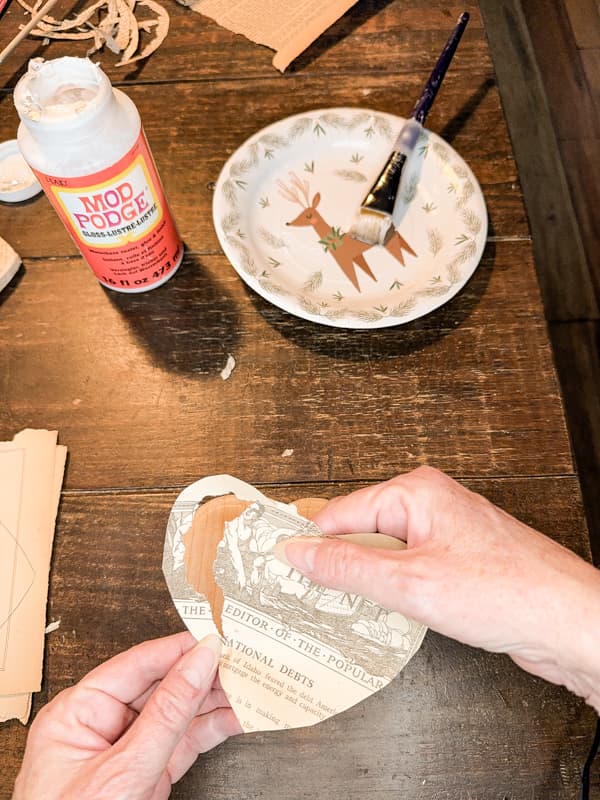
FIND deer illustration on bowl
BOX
[278,172,416,292]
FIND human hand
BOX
[13,632,242,800]
[274,467,600,711]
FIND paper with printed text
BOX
[163,475,427,731]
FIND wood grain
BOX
[0,73,526,258]
[479,0,599,321]
[0,479,594,799]
[0,1,596,795]
[0,241,574,490]
[0,2,491,88]
[581,48,600,121]
[485,0,600,571]
[520,0,600,140]
[564,0,600,49]
[560,137,600,302]
[516,0,600,315]
[550,321,600,565]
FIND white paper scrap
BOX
[220,354,236,381]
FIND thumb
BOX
[116,634,221,784]
[272,536,412,613]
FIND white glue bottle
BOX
[14,56,183,292]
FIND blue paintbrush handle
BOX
[410,11,470,125]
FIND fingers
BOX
[131,678,232,716]
[166,708,243,784]
[273,536,418,616]
[113,635,222,786]
[68,686,139,746]
[311,481,402,536]
[195,684,234,715]
[129,680,161,713]
[311,470,441,542]
[79,631,197,705]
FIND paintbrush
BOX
[349,10,470,247]
[0,0,61,65]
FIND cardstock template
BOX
[163,475,427,732]
[0,429,67,723]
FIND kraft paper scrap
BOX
[189,0,359,70]
[0,429,67,724]
[163,475,427,733]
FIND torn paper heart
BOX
[163,475,426,732]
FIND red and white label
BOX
[33,129,183,291]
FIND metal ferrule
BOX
[360,151,407,215]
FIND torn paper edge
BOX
[163,475,296,640]
[163,476,428,733]
[190,0,358,72]
[0,237,21,294]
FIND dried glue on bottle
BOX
[13,56,183,292]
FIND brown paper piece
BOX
[0,430,66,722]
[0,237,21,294]
[189,0,358,71]
[186,495,250,635]
[163,476,426,733]
[0,693,32,725]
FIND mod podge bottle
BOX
[14,57,183,292]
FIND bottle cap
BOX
[0,139,42,203]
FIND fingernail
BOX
[271,536,321,574]
[180,634,221,688]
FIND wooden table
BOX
[0,2,597,797]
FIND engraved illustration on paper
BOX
[163,476,428,733]
[215,501,422,680]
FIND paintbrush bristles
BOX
[348,209,393,246]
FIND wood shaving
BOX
[114,0,136,52]
[116,0,168,65]
[15,0,169,66]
